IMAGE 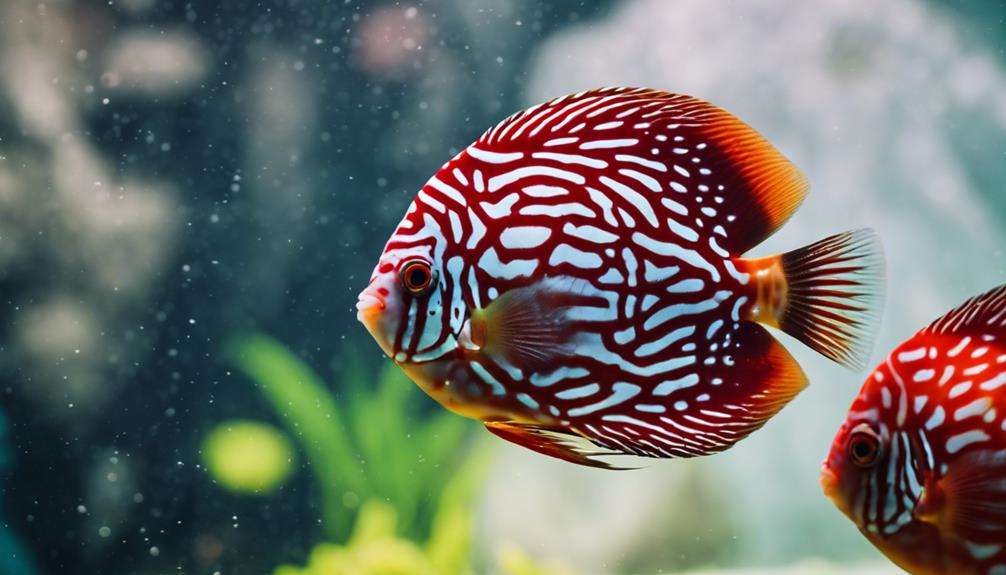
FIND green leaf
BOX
[425,500,473,575]
[350,500,398,545]
[438,437,493,514]
[426,440,493,574]
[223,333,369,538]
[414,413,472,483]
[374,364,417,524]
[226,332,489,560]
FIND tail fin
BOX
[776,229,885,370]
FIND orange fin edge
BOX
[484,421,632,470]
[697,102,810,252]
[572,324,808,461]
[730,323,810,426]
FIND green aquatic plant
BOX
[273,497,464,575]
[221,334,573,574]
[274,498,575,575]
[222,333,484,541]
[273,500,441,575]
[496,543,577,575]
[201,419,296,495]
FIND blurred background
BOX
[0,0,1004,573]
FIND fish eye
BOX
[400,260,435,296]
[847,426,882,468]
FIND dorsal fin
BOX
[676,94,809,253]
[924,284,1006,337]
[472,87,808,255]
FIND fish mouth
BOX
[819,463,841,503]
[356,292,394,358]
[355,292,385,320]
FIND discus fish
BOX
[822,284,1006,574]
[358,87,884,468]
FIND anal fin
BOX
[698,322,809,443]
[549,323,808,461]
[484,421,632,470]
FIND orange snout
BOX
[820,463,841,502]
[356,292,385,324]
[356,289,395,358]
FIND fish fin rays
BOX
[924,283,1006,338]
[722,323,809,432]
[683,99,810,254]
[916,449,1006,541]
[768,229,885,371]
[483,421,636,470]
[472,281,582,372]
[561,324,807,461]
[476,87,807,255]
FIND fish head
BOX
[824,402,949,575]
[822,367,895,531]
[356,255,407,359]
[822,417,886,519]
[357,207,468,381]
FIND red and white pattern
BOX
[825,285,1006,574]
[360,87,881,467]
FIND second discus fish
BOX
[823,284,1006,574]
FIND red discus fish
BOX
[358,87,884,468]
[822,284,1006,574]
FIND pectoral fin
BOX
[468,282,582,372]
[484,421,632,470]
[915,450,1006,540]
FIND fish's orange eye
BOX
[400,260,434,296]
[848,430,881,468]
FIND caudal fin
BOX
[777,229,885,371]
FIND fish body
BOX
[822,285,1006,574]
[359,87,884,468]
